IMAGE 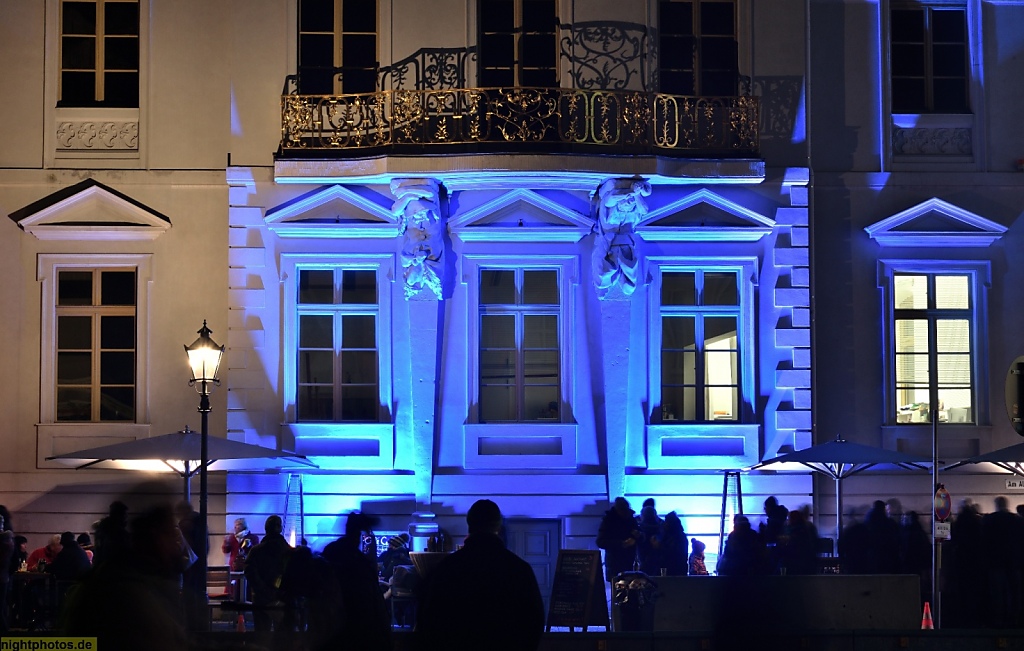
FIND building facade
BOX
[0,0,1021,595]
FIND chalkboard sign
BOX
[546,549,608,631]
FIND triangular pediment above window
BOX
[865,198,1007,248]
[9,179,171,241]
[450,189,591,242]
[637,189,774,242]
[266,185,400,239]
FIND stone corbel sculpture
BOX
[592,177,652,299]
[391,178,446,300]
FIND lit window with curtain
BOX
[55,268,136,421]
[890,4,969,114]
[478,268,561,422]
[298,0,378,94]
[893,273,973,424]
[658,0,738,96]
[659,269,740,422]
[296,268,380,422]
[478,0,557,87]
[59,0,139,107]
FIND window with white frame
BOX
[55,268,136,421]
[658,269,741,423]
[890,3,969,114]
[59,0,139,107]
[298,0,378,94]
[295,267,382,422]
[892,272,974,424]
[478,267,561,423]
[658,0,739,96]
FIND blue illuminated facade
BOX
[0,0,1021,584]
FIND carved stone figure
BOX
[391,178,445,300]
[592,178,652,299]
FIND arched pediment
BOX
[637,188,774,242]
[266,184,400,239]
[449,189,591,242]
[9,179,171,241]
[864,197,1007,248]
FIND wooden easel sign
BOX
[546,549,608,632]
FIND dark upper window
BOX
[298,0,378,94]
[891,5,969,114]
[658,0,738,96]
[478,0,558,87]
[59,0,139,107]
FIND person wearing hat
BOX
[48,531,92,582]
[377,533,411,581]
[416,499,545,651]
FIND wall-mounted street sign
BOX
[1007,478,1024,490]
[1005,356,1024,435]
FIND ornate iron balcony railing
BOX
[279,87,758,158]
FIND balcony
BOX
[280,87,757,158]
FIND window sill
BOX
[464,423,578,469]
[286,422,394,470]
[37,422,151,469]
[881,424,991,460]
[646,423,759,470]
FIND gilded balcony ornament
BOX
[392,178,446,301]
[593,178,652,300]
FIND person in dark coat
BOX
[863,500,901,574]
[718,515,764,576]
[174,501,208,632]
[244,515,294,632]
[943,500,984,628]
[320,512,391,648]
[596,497,643,583]
[779,509,818,575]
[898,511,932,607]
[658,511,688,576]
[92,501,130,568]
[416,499,545,651]
[636,505,665,575]
[48,531,91,582]
[0,524,14,632]
[981,496,1024,628]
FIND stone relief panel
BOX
[892,127,972,156]
[56,121,139,150]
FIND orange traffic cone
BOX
[236,613,246,633]
[921,602,934,630]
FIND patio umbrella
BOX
[945,442,1024,475]
[47,425,316,501]
[752,437,930,539]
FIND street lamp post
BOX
[185,320,225,599]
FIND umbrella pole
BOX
[184,461,191,502]
[835,476,842,557]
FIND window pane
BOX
[300,0,334,31]
[342,270,376,304]
[681,387,697,420]
[481,0,515,32]
[891,44,925,77]
[100,351,134,384]
[343,0,377,32]
[340,385,377,421]
[895,318,929,354]
[936,319,970,352]
[62,36,97,68]
[932,79,968,113]
[662,316,696,349]
[63,2,97,34]
[342,69,377,94]
[299,270,334,304]
[523,314,557,348]
[521,34,555,68]
[299,315,333,348]
[60,71,95,106]
[58,316,92,349]
[481,314,515,348]
[342,315,376,348]
[524,386,559,421]
[298,388,333,421]
[932,44,966,77]
[660,2,693,35]
[342,350,377,383]
[932,10,966,42]
[57,387,91,421]
[480,270,516,304]
[706,386,737,420]
[660,386,683,422]
[524,350,558,384]
[101,316,134,349]
[299,350,334,385]
[662,350,685,385]
[892,79,926,114]
[705,316,737,344]
[662,272,696,305]
[938,353,971,384]
[480,34,516,68]
[104,37,139,70]
[480,350,516,385]
[300,34,335,68]
[705,351,737,385]
[894,276,928,309]
[700,2,734,35]
[103,71,138,107]
[480,385,515,421]
[522,0,555,31]
[100,386,134,421]
[891,9,923,42]
[105,2,139,35]
[940,389,972,418]
[935,276,968,309]
[59,271,93,306]
[703,272,737,305]
[101,271,135,305]
[522,270,558,304]
[342,34,377,68]
[58,351,91,384]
